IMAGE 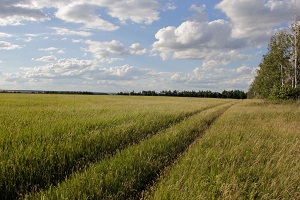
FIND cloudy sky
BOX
[0,0,297,92]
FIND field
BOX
[0,94,299,199]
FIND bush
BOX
[271,86,300,100]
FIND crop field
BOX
[0,94,299,199]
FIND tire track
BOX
[27,102,236,200]
[2,102,228,200]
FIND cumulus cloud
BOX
[2,54,256,91]
[16,58,100,81]
[170,65,257,91]
[129,43,148,55]
[54,0,161,26]
[84,40,128,62]
[152,0,297,66]
[98,0,160,25]
[55,2,119,31]
[83,40,148,62]
[103,65,150,81]
[2,60,156,91]
[0,0,49,26]
[215,0,295,44]
[1,0,162,30]
[152,19,248,67]
[4,59,150,86]
[0,41,20,50]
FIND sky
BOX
[0,0,298,93]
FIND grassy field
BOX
[143,100,300,200]
[0,94,229,199]
[0,94,299,199]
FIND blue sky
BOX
[0,0,298,92]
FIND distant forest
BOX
[0,90,106,95]
[0,89,247,99]
[117,90,247,99]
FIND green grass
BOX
[26,102,234,199]
[143,100,300,200]
[1,94,298,199]
[0,94,230,199]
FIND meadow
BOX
[0,94,299,199]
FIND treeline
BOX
[117,90,247,99]
[248,20,300,100]
[43,91,95,95]
[0,90,107,95]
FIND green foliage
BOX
[271,85,300,100]
[249,30,300,100]
[118,90,247,99]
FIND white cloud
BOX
[4,59,149,84]
[2,60,157,92]
[98,0,160,25]
[57,50,66,54]
[52,27,93,37]
[39,47,66,54]
[72,39,84,43]
[103,64,150,81]
[0,32,12,38]
[166,3,177,10]
[152,19,248,67]
[170,65,256,91]
[55,2,119,31]
[84,40,149,62]
[190,4,206,13]
[215,0,295,44]
[152,0,298,67]
[189,4,207,22]
[25,33,41,37]
[34,55,57,62]
[23,37,33,42]
[44,0,161,25]
[39,47,59,51]
[0,41,20,50]
[84,40,128,62]
[2,55,256,92]
[1,0,161,31]
[164,2,176,11]
[0,1,49,26]
[15,58,100,81]
[129,43,147,55]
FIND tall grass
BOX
[144,100,300,199]
[0,94,230,199]
[27,102,234,199]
